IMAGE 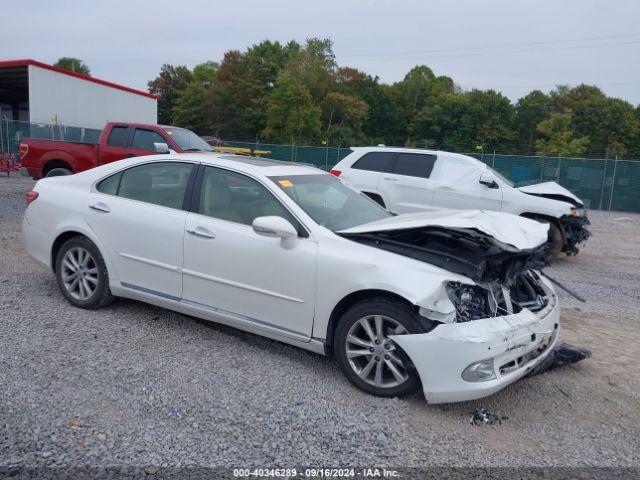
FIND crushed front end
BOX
[559,211,591,255]
[340,219,561,403]
[392,272,559,403]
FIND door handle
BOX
[186,226,216,239]
[383,177,398,182]
[89,202,110,213]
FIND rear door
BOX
[378,152,437,213]
[341,151,395,201]
[98,125,131,165]
[84,160,195,299]
[126,127,170,158]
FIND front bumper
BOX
[560,214,591,254]
[391,289,560,404]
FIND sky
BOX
[2,0,640,105]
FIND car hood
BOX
[517,181,583,207]
[338,210,548,251]
[338,210,548,283]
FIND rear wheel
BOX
[55,237,114,309]
[46,167,72,177]
[334,297,429,397]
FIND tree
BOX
[515,90,551,153]
[535,110,589,157]
[54,57,90,76]
[262,77,321,143]
[280,38,337,103]
[409,89,516,151]
[321,92,368,143]
[172,82,208,133]
[148,65,194,124]
[193,61,219,86]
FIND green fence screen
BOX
[228,142,640,213]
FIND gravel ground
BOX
[1,174,639,471]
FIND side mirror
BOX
[153,142,170,154]
[252,216,297,239]
[479,172,499,189]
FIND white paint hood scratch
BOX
[339,210,549,251]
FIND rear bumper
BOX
[391,288,560,404]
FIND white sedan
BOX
[22,153,560,403]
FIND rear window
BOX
[106,126,129,147]
[351,152,395,173]
[392,153,436,178]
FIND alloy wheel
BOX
[61,247,98,301]
[345,315,410,389]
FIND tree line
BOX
[61,35,640,160]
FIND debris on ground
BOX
[528,342,592,377]
[470,408,508,426]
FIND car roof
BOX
[163,152,326,177]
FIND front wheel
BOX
[334,297,430,397]
[544,222,564,262]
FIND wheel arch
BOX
[51,231,86,273]
[43,158,74,176]
[324,289,416,356]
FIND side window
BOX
[97,172,122,195]
[131,129,167,151]
[351,152,395,173]
[198,167,305,236]
[117,162,193,209]
[106,126,129,147]
[392,153,436,178]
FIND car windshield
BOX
[488,166,514,187]
[269,174,392,231]
[163,127,213,152]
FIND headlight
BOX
[445,282,491,323]
[462,359,497,382]
[570,208,586,217]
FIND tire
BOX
[544,222,564,263]
[46,167,72,177]
[55,236,114,309]
[334,297,431,398]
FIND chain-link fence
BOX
[227,141,640,213]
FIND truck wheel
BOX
[544,223,564,262]
[46,168,72,177]
[55,236,114,309]
[334,297,430,398]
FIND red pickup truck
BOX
[19,122,213,178]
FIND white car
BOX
[23,153,560,403]
[332,147,591,260]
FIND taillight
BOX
[329,169,341,177]
[19,143,29,160]
[25,191,39,205]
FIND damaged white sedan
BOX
[23,153,559,403]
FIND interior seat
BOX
[201,174,244,223]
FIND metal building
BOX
[0,59,157,129]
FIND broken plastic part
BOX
[527,342,592,377]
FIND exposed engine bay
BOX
[340,225,550,324]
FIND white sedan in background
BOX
[23,153,560,403]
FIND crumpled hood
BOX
[338,210,549,251]
[518,182,583,206]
